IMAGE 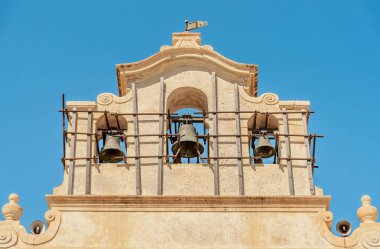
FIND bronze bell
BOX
[99,136,125,163]
[171,123,204,158]
[254,133,275,158]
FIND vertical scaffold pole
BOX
[132,83,142,195]
[62,94,66,167]
[302,110,315,195]
[212,72,220,195]
[157,77,165,195]
[282,109,295,195]
[85,109,93,194]
[234,84,244,195]
[68,108,77,195]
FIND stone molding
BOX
[279,100,310,110]
[46,195,330,211]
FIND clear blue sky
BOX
[1,0,379,233]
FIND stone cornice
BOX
[46,195,330,211]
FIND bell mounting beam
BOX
[132,83,142,195]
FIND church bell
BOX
[99,135,125,163]
[253,132,276,158]
[171,123,204,158]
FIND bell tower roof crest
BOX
[116,32,258,97]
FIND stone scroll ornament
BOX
[362,231,380,249]
[18,209,61,245]
[359,195,380,249]
[0,194,22,248]
[239,91,279,105]
[0,229,17,248]
[97,92,132,106]
[316,195,380,249]
[1,194,61,248]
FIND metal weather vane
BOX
[185,20,208,31]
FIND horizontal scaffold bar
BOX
[59,109,177,116]
[194,110,314,115]
[64,132,323,138]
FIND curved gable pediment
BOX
[116,32,258,97]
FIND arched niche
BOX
[167,87,208,113]
[247,113,279,132]
[166,87,209,164]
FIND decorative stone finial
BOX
[357,195,378,224]
[1,194,23,221]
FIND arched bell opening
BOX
[95,113,128,163]
[247,113,279,164]
[166,87,209,164]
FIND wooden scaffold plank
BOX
[68,108,77,195]
[132,83,142,195]
[157,77,165,195]
[85,109,93,194]
[234,84,244,195]
[302,110,315,195]
[282,109,295,195]
[212,72,220,195]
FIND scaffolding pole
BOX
[282,109,295,195]
[302,109,315,195]
[234,84,244,195]
[157,77,165,195]
[68,108,77,195]
[212,72,220,195]
[132,83,142,195]
[85,110,93,194]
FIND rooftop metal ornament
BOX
[185,20,208,31]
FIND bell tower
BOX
[56,31,319,196]
[1,31,379,249]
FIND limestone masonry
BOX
[1,32,379,249]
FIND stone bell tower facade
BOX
[1,32,379,249]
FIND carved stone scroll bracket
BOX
[97,92,132,106]
[0,227,18,248]
[240,91,279,105]
[316,211,360,248]
[361,230,380,249]
[18,209,61,245]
